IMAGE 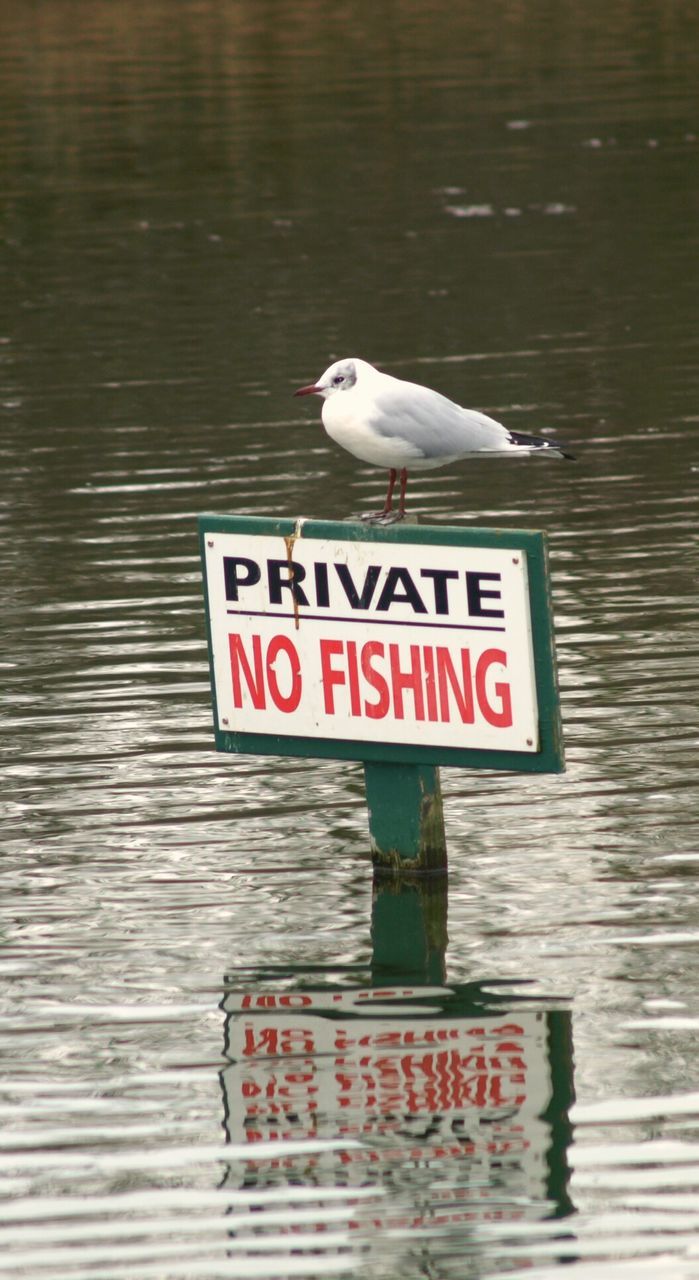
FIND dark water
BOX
[3,2,699,1276]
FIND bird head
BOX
[294,358,359,400]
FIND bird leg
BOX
[398,468,408,517]
[383,468,397,515]
[358,469,409,523]
[360,467,403,523]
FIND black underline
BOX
[225,608,506,633]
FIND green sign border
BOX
[198,515,565,774]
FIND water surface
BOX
[2,2,699,1276]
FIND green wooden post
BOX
[364,761,447,872]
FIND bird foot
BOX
[359,509,406,525]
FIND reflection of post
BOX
[544,1010,576,1219]
[364,761,447,871]
[371,873,448,983]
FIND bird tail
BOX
[508,430,575,460]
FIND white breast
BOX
[322,392,441,470]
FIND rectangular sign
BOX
[199,516,563,771]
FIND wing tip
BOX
[509,429,576,460]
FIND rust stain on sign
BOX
[283,517,306,631]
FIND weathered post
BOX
[364,761,446,871]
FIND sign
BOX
[199,516,563,772]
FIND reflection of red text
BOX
[333,1022,524,1050]
[234,1014,535,1179]
[238,1034,528,1137]
[334,1046,526,1113]
[334,1026,461,1050]
[243,1026,316,1055]
[241,994,313,1010]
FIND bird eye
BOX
[332,374,345,385]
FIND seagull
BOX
[294,356,573,520]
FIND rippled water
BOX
[3,1,699,1276]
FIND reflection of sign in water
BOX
[200,516,564,771]
[220,988,572,1224]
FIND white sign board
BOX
[203,526,540,755]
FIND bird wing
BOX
[368,376,510,459]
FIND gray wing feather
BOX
[369,378,510,459]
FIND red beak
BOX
[294,382,321,397]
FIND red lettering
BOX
[319,638,345,713]
[361,641,390,718]
[229,633,265,709]
[436,647,474,723]
[422,646,439,721]
[475,649,513,727]
[389,643,425,720]
[228,633,302,713]
[346,640,362,715]
[266,635,302,712]
[286,636,515,731]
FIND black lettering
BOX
[267,559,310,606]
[465,571,504,618]
[420,568,459,615]
[224,556,261,602]
[335,563,381,610]
[376,566,428,614]
[314,562,330,608]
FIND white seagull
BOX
[294,356,573,519]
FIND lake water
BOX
[2,2,699,1277]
